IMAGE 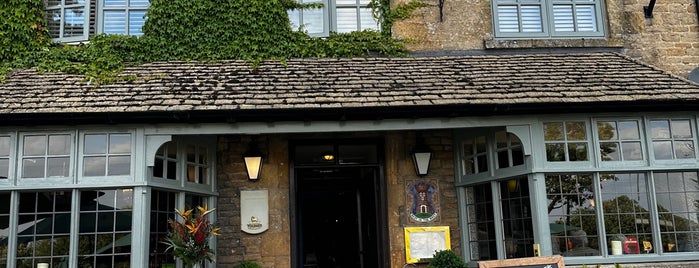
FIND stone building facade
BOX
[393,0,699,78]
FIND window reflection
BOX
[83,133,131,177]
[546,174,599,256]
[601,173,653,255]
[544,121,588,162]
[466,183,496,260]
[16,192,73,267]
[78,189,132,268]
[654,172,699,253]
[650,119,695,160]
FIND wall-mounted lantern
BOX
[243,137,264,181]
[411,132,432,177]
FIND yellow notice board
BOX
[404,226,451,263]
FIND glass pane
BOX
[600,142,619,161]
[85,134,107,154]
[64,7,86,37]
[463,139,474,156]
[288,10,301,30]
[166,160,176,180]
[575,5,597,32]
[24,136,46,156]
[520,6,543,32]
[496,131,507,149]
[597,121,617,140]
[0,159,8,179]
[339,144,377,164]
[621,142,643,160]
[166,142,177,159]
[46,9,62,38]
[84,156,106,176]
[186,145,196,162]
[47,0,62,6]
[674,141,695,159]
[336,8,358,33]
[568,143,588,161]
[0,136,10,156]
[104,10,127,34]
[671,120,692,138]
[653,141,673,159]
[497,150,510,169]
[476,136,487,153]
[497,6,520,32]
[336,0,357,4]
[512,146,524,166]
[544,122,564,141]
[22,158,45,178]
[108,156,131,176]
[600,173,653,255]
[48,135,70,155]
[130,0,150,7]
[47,157,70,177]
[198,147,207,165]
[546,143,565,161]
[359,8,379,30]
[552,5,574,32]
[651,120,671,139]
[109,134,131,154]
[566,121,586,140]
[654,172,699,253]
[302,8,325,34]
[104,0,126,6]
[129,10,147,35]
[619,121,640,140]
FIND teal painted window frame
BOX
[491,0,605,39]
[287,0,379,37]
[45,0,91,42]
[97,0,150,36]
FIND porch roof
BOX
[2,52,699,124]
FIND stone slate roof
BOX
[1,52,699,122]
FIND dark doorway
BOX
[291,140,386,268]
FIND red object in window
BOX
[623,237,640,254]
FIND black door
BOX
[295,166,382,268]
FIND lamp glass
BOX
[244,156,263,180]
[413,152,432,176]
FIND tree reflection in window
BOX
[650,119,696,160]
[543,121,588,162]
[546,174,599,256]
[597,120,643,161]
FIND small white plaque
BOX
[241,190,269,234]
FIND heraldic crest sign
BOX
[405,179,441,224]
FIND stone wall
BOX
[216,130,460,267]
[392,0,699,78]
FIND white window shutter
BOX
[552,5,575,32]
[497,6,520,32]
[575,5,597,31]
[520,5,543,32]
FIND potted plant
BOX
[427,249,467,268]
[163,205,220,268]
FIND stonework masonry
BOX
[392,0,699,78]
[216,131,459,268]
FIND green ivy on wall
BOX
[0,0,426,83]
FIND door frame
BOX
[289,138,389,268]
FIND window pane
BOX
[46,9,62,38]
[108,156,130,176]
[48,135,70,155]
[104,0,126,6]
[288,10,301,30]
[568,143,588,161]
[600,142,619,161]
[566,122,586,140]
[0,136,10,156]
[47,157,70,177]
[622,142,643,160]
[674,141,695,159]
[671,120,692,138]
[359,8,379,30]
[0,159,8,179]
[651,120,671,139]
[597,121,617,140]
[497,6,520,32]
[466,184,496,260]
[302,8,325,34]
[336,0,357,4]
[520,6,543,32]
[548,186,600,258]
[476,136,487,153]
[109,134,131,154]
[64,7,86,37]
[104,11,127,34]
[552,5,574,32]
[619,121,640,140]
[84,156,106,176]
[546,143,565,161]
[130,0,150,7]
[85,134,107,154]
[654,172,699,253]
[600,173,653,255]
[129,10,147,36]
[544,123,565,141]
[24,136,46,156]
[17,192,73,265]
[653,141,673,159]
[575,5,597,31]
[22,158,45,178]
[498,150,510,169]
[336,8,359,33]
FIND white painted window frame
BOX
[96,0,150,36]
[45,0,91,42]
[491,0,605,38]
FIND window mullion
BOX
[646,171,664,255]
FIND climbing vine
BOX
[1,0,426,83]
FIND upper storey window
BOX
[46,0,150,42]
[288,0,380,37]
[492,0,604,38]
